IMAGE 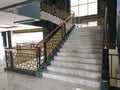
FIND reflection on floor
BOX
[0,63,90,90]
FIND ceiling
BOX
[0,11,35,25]
[0,0,41,32]
[0,0,27,9]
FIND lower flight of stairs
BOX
[43,26,103,90]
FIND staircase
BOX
[43,26,103,90]
[41,11,63,25]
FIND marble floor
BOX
[0,62,87,90]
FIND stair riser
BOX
[67,39,103,42]
[71,30,103,32]
[51,62,101,71]
[63,44,103,49]
[62,46,102,50]
[43,73,100,88]
[70,30,103,33]
[54,57,102,64]
[60,49,102,54]
[57,53,102,59]
[47,67,101,79]
[68,37,103,40]
[64,41,103,45]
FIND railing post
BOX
[36,47,41,69]
[10,51,13,68]
[102,48,109,83]
[43,41,47,64]
[64,23,66,35]
[5,51,8,68]
[7,31,13,68]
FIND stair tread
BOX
[55,56,102,61]
[51,61,101,71]
[52,60,102,66]
[43,71,100,83]
[60,49,102,54]
[56,55,102,59]
[57,52,102,55]
[54,57,102,64]
[57,52,102,59]
[48,65,101,74]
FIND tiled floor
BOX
[0,63,86,90]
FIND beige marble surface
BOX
[0,64,86,90]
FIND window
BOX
[70,0,97,17]
[88,21,97,26]
[12,32,43,47]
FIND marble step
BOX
[60,48,102,54]
[43,71,101,88]
[64,41,103,45]
[75,26,104,30]
[57,52,102,59]
[74,30,103,33]
[69,35,103,40]
[54,56,102,64]
[71,29,103,32]
[70,34,103,38]
[67,39,103,43]
[67,38,103,41]
[47,65,101,79]
[63,43,103,49]
[70,32,103,36]
[71,31,103,34]
[51,61,102,71]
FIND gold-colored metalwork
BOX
[66,17,73,33]
[13,28,43,34]
[41,2,70,19]
[13,43,37,71]
[5,51,12,68]
[46,29,63,56]
[5,42,38,71]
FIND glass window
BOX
[12,32,43,46]
[70,0,97,17]
[79,0,87,5]
[88,21,97,26]
[88,2,97,15]
[71,6,79,16]
[70,0,79,6]
[88,0,97,3]
[79,5,87,16]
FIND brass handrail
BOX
[37,14,73,47]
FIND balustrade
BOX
[5,11,74,76]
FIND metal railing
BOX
[103,6,120,88]
[5,13,74,74]
[36,14,74,69]
[5,42,38,71]
[109,54,120,80]
[41,2,70,19]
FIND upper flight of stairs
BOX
[41,11,63,25]
[43,26,103,90]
